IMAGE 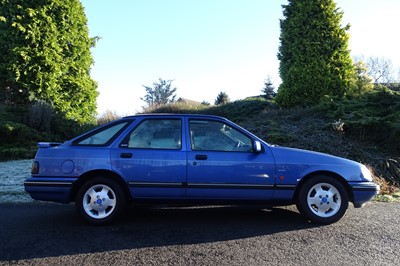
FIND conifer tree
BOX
[276,0,355,107]
[262,76,276,99]
[214,91,230,105]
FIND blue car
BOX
[24,114,379,225]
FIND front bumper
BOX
[349,181,380,208]
[24,177,78,203]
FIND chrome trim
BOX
[128,182,297,190]
[128,182,182,188]
[187,183,275,189]
[275,184,296,190]
[24,181,73,187]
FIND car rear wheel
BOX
[76,177,126,225]
[297,176,349,224]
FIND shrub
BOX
[145,98,276,123]
[0,146,36,160]
[0,122,38,145]
[142,102,208,114]
[97,110,121,125]
[316,88,400,154]
[28,101,53,131]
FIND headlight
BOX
[360,165,372,181]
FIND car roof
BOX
[122,113,226,120]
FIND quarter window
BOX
[189,120,253,152]
[76,121,129,146]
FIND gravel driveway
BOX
[0,202,398,265]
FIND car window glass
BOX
[77,122,128,145]
[127,119,181,149]
[189,120,253,152]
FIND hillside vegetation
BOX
[1,87,399,194]
[0,104,93,160]
[147,88,400,193]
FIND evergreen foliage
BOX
[0,0,98,124]
[276,0,355,107]
[317,87,400,155]
[262,76,276,99]
[214,91,230,105]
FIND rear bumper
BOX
[24,177,78,203]
[349,182,380,208]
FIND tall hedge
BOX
[0,0,98,124]
[276,0,355,107]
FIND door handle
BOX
[120,153,133,158]
[195,154,208,160]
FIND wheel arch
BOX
[293,171,354,203]
[70,170,131,202]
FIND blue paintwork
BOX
[24,114,379,209]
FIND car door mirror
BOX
[253,140,262,153]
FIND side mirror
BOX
[253,140,262,153]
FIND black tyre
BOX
[76,177,126,225]
[296,176,349,224]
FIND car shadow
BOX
[0,203,320,261]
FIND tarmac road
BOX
[0,202,399,265]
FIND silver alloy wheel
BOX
[306,182,342,218]
[82,184,117,219]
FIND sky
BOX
[80,0,400,115]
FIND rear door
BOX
[111,118,186,198]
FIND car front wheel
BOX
[76,177,126,225]
[297,176,349,224]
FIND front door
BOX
[186,118,275,200]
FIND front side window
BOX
[189,120,253,152]
[76,121,129,146]
[125,119,182,149]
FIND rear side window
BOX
[122,119,182,150]
[75,121,130,146]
